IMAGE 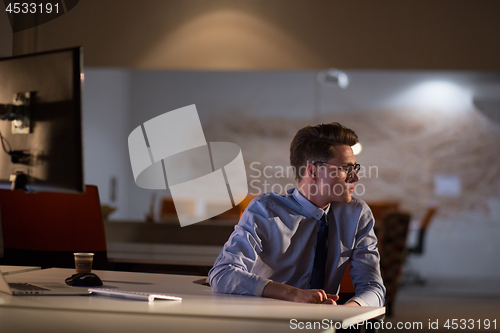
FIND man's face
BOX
[314,145,360,203]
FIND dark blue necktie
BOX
[310,214,328,289]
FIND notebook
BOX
[88,288,182,302]
[0,267,90,296]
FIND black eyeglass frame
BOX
[312,161,361,178]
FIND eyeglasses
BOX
[313,161,361,178]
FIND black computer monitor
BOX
[0,47,84,193]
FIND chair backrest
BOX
[340,212,411,306]
[337,263,356,305]
[408,206,437,255]
[0,185,107,269]
[420,206,437,231]
[368,201,399,223]
[339,263,355,294]
[379,212,411,304]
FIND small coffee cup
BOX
[74,252,94,274]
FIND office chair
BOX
[0,185,108,269]
[402,206,437,286]
[338,265,383,333]
[408,207,437,256]
[378,212,411,316]
[339,212,410,318]
[338,263,355,304]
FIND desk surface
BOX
[0,265,41,275]
[0,306,310,333]
[1,268,384,332]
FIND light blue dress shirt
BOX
[208,188,385,307]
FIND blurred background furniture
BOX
[402,206,438,286]
[338,263,355,304]
[408,206,437,256]
[335,201,411,318]
[378,212,411,317]
[0,185,108,269]
[159,195,257,223]
[104,221,234,275]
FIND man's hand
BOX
[288,288,339,304]
[262,281,339,304]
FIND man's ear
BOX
[306,163,318,180]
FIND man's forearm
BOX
[262,281,297,301]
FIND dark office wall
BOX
[0,8,12,58]
[11,0,500,70]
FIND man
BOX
[208,122,385,307]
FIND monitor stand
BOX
[9,171,29,191]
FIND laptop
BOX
[0,267,90,296]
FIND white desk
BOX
[1,268,385,333]
[0,265,41,275]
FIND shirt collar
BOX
[292,188,329,220]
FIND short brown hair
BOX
[290,122,359,181]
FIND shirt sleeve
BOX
[208,198,272,296]
[347,202,386,307]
